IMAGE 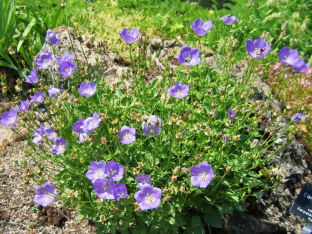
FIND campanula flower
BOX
[51,137,67,155]
[77,82,97,97]
[58,61,76,77]
[34,182,56,207]
[0,109,17,126]
[220,16,237,25]
[93,179,115,200]
[190,161,214,188]
[48,87,64,99]
[33,125,47,144]
[228,108,236,119]
[136,174,152,189]
[45,29,61,45]
[35,52,53,69]
[106,161,124,182]
[246,38,271,59]
[168,82,190,99]
[86,161,107,183]
[72,118,92,143]
[278,47,299,66]
[112,184,128,201]
[30,91,45,103]
[56,53,75,65]
[83,112,101,131]
[142,115,162,137]
[190,19,213,36]
[119,28,140,44]
[292,59,309,72]
[177,45,200,66]
[291,113,304,122]
[118,126,136,144]
[14,99,30,112]
[24,69,38,84]
[134,184,162,211]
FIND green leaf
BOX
[50,6,62,29]
[132,225,147,234]
[204,208,222,228]
[0,60,16,69]
[76,212,85,222]
[218,203,233,218]
[17,18,36,52]
[191,215,201,228]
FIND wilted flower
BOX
[191,161,214,188]
[0,109,18,126]
[48,87,64,99]
[45,29,61,45]
[291,113,304,122]
[24,69,38,83]
[106,161,124,181]
[77,82,97,97]
[177,45,201,66]
[190,19,213,36]
[30,91,46,103]
[86,161,107,183]
[233,135,241,141]
[112,184,128,201]
[142,115,162,137]
[56,53,75,65]
[278,47,299,66]
[118,126,136,144]
[14,99,30,112]
[220,15,237,25]
[228,108,236,119]
[35,52,53,69]
[168,82,190,99]
[58,61,76,77]
[93,179,115,200]
[51,137,67,155]
[246,38,271,59]
[34,182,56,207]
[136,174,152,189]
[134,184,162,211]
[119,28,140,44]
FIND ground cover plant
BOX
[0,0,311,233]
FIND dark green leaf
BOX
[191,215,201,228]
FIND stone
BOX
[163,40,175,48]
[151,38,163,50]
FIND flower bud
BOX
[226,165,232,173]
[133,168,138,175]
[223,134,229,144]
[134,202,140,211]
[251,139,259,148]
[149,130,154,135]
[165,195,172,202]
[281,21,288,31]
[137,36,143,45]
[183,111,190,120]
[101,113,107,122]
[100,214,105,222]
[248,0,254,7]
[179,186,185,195]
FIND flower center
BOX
[109,169,116,176]
[199,172,208,181]
[118,193,125,198]
[8,117,13,122]
[254,48,265,56]
[145,193,154,204]
[65,68,71,74]
[104,183,110,191]
[123,132,131,140]
[59,144,65,150]
[43,59,49,64]
[45,193,53,199]
[96,170,104,178]
[50,133,56,138]
[185,56,191,63]
[86,88,92,94]
[176,90,183,97]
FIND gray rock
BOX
[151,38,163,50]
[163,40,175,48]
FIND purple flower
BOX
[292,58,309,72]
[86,161,107,183]
[34,182,56,207]
[112,184,128,201]
[134,184,161,211]
[46,126,58,141]
[83,112,101,131]
[33,125,47,144]
[220,16,237,25]
[48,87,64,99]
[106,161,124,182]
[14,99,30,112]
[168,82,189,99]
[190,19,213,36]
[58,61,76,77]
[56,53,75,65]
[77,82,97,97]
[0,109,17,126]
[136,174,152,189]
[190,161,214,188]
[142,115,162,137]
[292,113,304,122]
[177,45,200,66]
[246,38,271,59]
[30,91,45,103]
[35,52,53,69]
[72,118,92,143]
[119,28,140,44]
[278,47,299,66]
[24,69,38,83]
[51,137,67,155]
[93,179,115,200]
[118,126,136,144]
[228,108,236,119]
[46,29,61,45]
